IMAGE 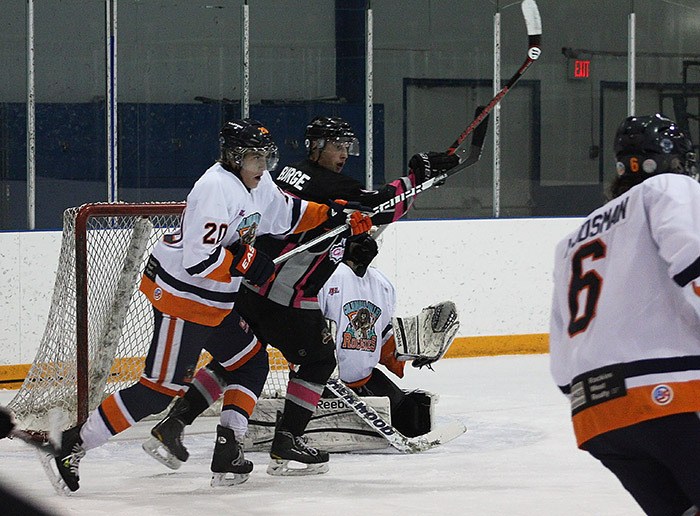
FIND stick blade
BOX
[521,0,542,36]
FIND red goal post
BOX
[9,202,289,433]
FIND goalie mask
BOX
[614,114,697,180]
[304,116,360,156]
[343,233,378,277]
[220,118,279,172]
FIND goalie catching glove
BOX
[392,301,460,369]
[228,242,275,286]
[409,152,459,186]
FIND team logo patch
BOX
[236,213,261,245]
[153,287,163,301]
[328,239,346,264]
[651,384,673,405]
[340,300,381,352]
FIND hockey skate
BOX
[210,425,253,487]
[39,424,85,495]
[267,430,329,476]
[142,398,190,470]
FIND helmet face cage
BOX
[224,145,279,172]
[304,116,360,156]
[220,119,280,171]
[614,113,697,179]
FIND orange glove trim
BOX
[348,211,372,235]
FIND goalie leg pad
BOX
[246,397,392,453]
[393,301,460,367]
[393,390,435,438]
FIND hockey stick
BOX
[448,0,541,163]
[9,429,58,455]
[325,377,466,453]
[273,0,540,266]
[272,110,489,266]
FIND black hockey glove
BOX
[228,242,275,286]
[409,151,459,186]
[0,406,15,439]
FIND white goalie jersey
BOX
[318,263,396,384]
[549,173,700,447]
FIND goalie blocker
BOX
[393,301,460,369]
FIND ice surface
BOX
[0,355,642,515]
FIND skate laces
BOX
[293,435,319,456]
[231,443,247,465]
[61,444,85,476]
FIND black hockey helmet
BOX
[614,113,696,179]
[343,233,378,277]
[219,118,279,171]
[304,116,360,156]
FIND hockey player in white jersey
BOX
[549,113,700,515]
[319,233,459,437]
[44,119,372,493]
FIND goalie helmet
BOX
[614,114,696,179]
[343,233,378,277]
[219,118,279,171]
[304,116,360,156]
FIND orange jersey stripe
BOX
[205,251,234,283]
[223,340,262,372]
[346,375,371,389]
[293,202,329,234]
[222,388,257,417]
[100,394,132,434]
[140,276,230,327]
[138,376,184,398]
[573,379,700,446]
[158,317,177,384]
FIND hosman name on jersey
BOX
[276,166,311,191]
[568,197,629,249]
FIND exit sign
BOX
[572,59,591,79]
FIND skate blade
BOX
[266,458,329,476]
[142,437,183,470]
[37,449,73,496]
[210,471,251,487]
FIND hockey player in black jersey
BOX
[145,116,458,476]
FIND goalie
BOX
[318,232,460,437]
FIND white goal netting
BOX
[9,203,289,431]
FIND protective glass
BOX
[328,137,360,156]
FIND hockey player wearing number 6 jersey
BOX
[44,119,372,493]
[549,114,700,515]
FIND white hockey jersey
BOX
[319,263,396,384]
[140,162,326,326]
[549,173,700,447]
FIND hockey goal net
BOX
[9,203,289,432]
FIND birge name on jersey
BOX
[567,197,629,250]
[276,166,311,191]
